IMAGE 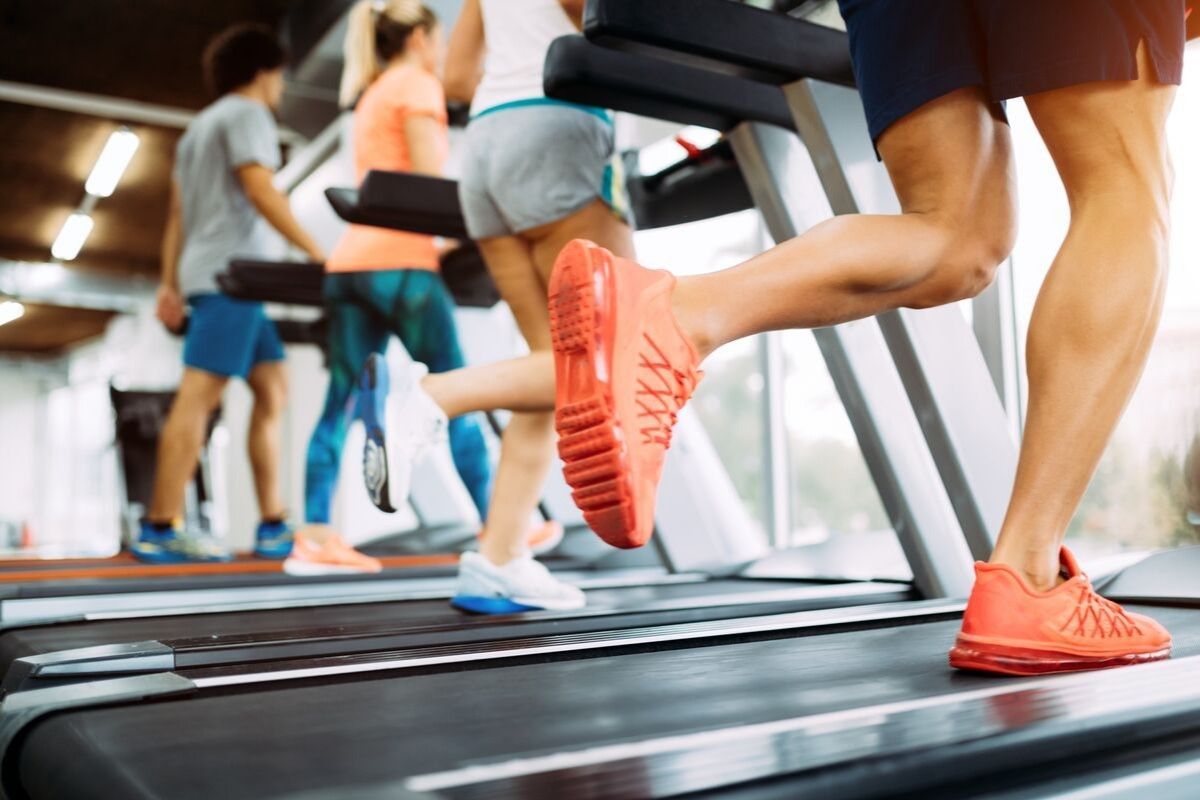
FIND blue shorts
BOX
[183,293,284,379]
[837,0,1187,145]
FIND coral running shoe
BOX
[949,547,1172,676]
[283,533,383,576]
[549,240,701,548]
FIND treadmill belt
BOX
[18,605,1200,799]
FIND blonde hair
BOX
[340,0,438,107]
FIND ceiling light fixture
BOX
[0,300,25,328]
[84,127,140,198]
[51,212,95,261]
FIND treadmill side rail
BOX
[0,673,195,798]
[3,641,174,696]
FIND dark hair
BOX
[203,24,287,97]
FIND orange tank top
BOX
[327,64,449,273]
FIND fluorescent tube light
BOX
[84,128,140,198]
[51,213,94,261]
[0,300,25,327]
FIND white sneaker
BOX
[359,353,448,513]
[451,551,586,614]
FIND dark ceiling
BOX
[0,0,297,353]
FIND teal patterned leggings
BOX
[304,270,492,524]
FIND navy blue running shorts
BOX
[836,0,1188,145]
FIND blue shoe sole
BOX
[358,353,389,433]
[359,354,397,513]
[451,595,542,615]
[254,546,293,560]
[130,550,232,564]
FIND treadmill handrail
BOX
[584,0,856,88]
[544,35,796,133]
[325,172,470,238]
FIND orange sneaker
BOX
[549,240,702,548]
[283,532,383,576]
[949,547,1171,676]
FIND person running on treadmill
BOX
[293,1,557,574]
[358,0,633,612]
[138,24,325,563]
[547,1,1186,675]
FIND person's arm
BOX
[236,164,325,262]
[559,0,586,29]
[405,116,445,177]
[156,181,186,332]
[444,0,485,103]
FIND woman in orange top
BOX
[290,0,492,574]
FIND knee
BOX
[910,224,1014,308]
[253,380,288,420]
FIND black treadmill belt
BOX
[19,605,1200,799]
[0,579,887,675]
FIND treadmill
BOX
[0,163,916,693]
[6,4,1200,798]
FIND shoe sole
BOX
[283,558,380,576]
[949,636,1172,676]
[549,241,642,548]
[451,594,587,615]
[360,354,397,513]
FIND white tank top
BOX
[470,0,578,116]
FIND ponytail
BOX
[339,0,439,107]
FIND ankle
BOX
[671,279,716,360]
[419,374,450,416]
[479,536,527,567]
[988,549,1063,592]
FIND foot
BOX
[548,240,702,548]
[254,519,294,559]
[949,547,1172,676]
[451,551,586,614]
[283,533,383,575]
[131,520,231,564]
[359,353,448,513]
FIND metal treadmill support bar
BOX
[403,655,1200,799]
[726,121,974,598]
[782,77,1019,562]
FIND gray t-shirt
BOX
[174,94,285,297]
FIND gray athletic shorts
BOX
[458,101,633,240]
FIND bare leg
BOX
[246,361,289,520]
[147,369,227,521]
[669,88,1018,359]
[990,44,1176,589]
[476,201,636,565]
[423,353,555,418]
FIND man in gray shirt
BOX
[137,24,324,563]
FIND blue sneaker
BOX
[451,552,586,614]
[255,519,294,559]
[358,354,446,514]
[131,521,231,564]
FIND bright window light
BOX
[0,300,25,327]
[84,128,140,198]
[51,213,94,261]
